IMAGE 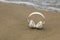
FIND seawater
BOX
[0,0,60,12]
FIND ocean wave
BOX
[0,0,60,12]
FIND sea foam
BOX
[0,0,60,12]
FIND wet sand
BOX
[0,3,60,40]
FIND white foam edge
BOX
[0,0,60,12]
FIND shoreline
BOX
[0,0,60,12]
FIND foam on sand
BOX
[0,0,60,12]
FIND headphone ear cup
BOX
[29,20,35,28]
[35,21,43,28]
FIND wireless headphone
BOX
[27,12,45,29]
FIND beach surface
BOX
[0,3,60,40]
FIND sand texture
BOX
[0,3,60,40]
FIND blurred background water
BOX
[0,0,60,12]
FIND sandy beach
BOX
[0,3,60,40]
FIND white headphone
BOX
[27,12,45,29]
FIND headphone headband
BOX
[27,12,45,24]
[28,12,45,19]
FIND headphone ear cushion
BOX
[36,21,43,28]
[29,20,35,28]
